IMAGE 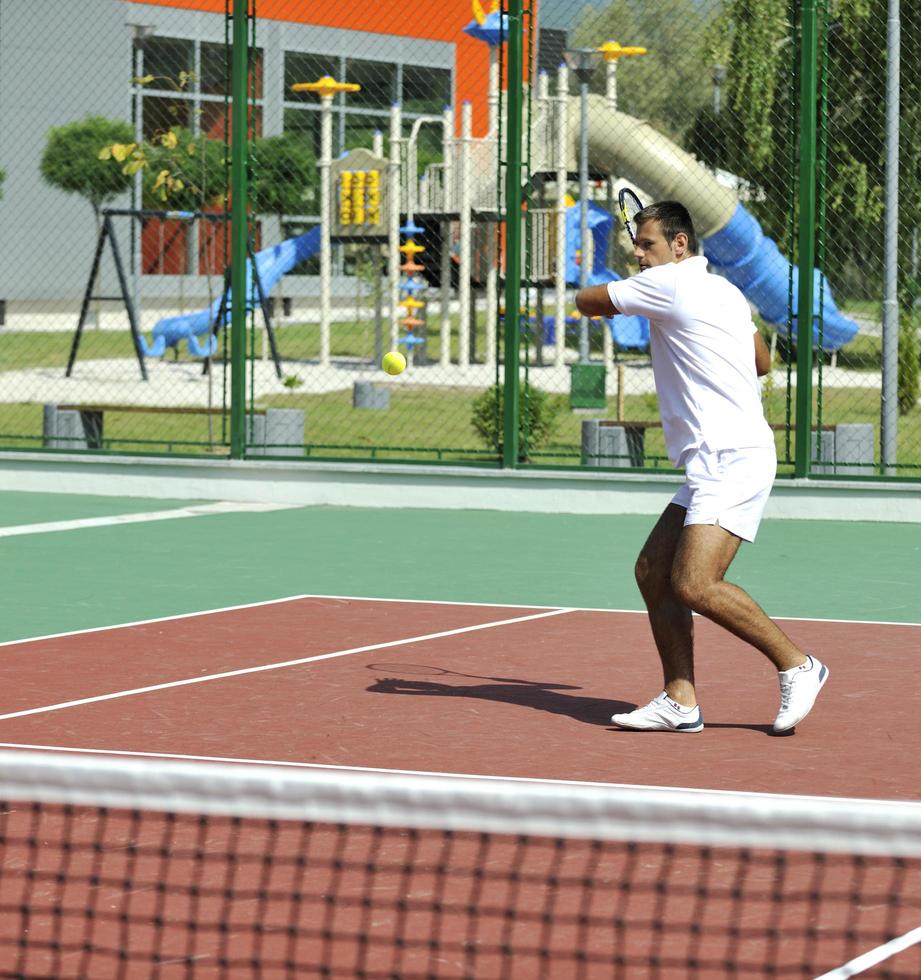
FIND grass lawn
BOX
[3,381,919,475]
[2,311,919,473]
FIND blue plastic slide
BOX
[703,204,858,351]
[139,226,322,357]
[562,202,650,349]
[562,201,858,352]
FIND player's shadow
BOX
[367,669,785,734]
[366,675,633,726]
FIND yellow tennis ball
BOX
[382,351,407,376]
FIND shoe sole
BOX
[773,664,829,733]
[612,717,704,733]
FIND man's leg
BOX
[669,522,806,671]
[633,503,698,707]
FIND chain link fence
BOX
[0,0,917,477]
[515,0,920,478]
[0,0,505,463]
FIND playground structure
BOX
[69,1,859,380]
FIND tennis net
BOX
[1,749,921,979]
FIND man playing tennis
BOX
[576,201,827,734]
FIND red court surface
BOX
[2,595,919,801]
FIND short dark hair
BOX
[634,201,698,255]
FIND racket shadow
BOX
[366,671,633,727]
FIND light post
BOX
[565,47,599,365]
[711,63,726,115]
[127,23,155,331]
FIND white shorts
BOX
[671,445,777,543]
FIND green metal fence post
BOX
[229,0,249,459]
[795,0,819,478]
[502,0,524,468]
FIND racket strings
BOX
[619,188,644,244]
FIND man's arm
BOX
[575,284,618,318]
[754,329,772,377]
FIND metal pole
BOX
[459,101,472,369]
[794,0,819,479]
[880,0,900,473]
[578,79,590,364]
[229,0,249,459]
[388,102,401,353]
[132,46,143,337]
[440,105,453,368]
[319,93,333,368]
[503,0,524,467]
[554,63,568,369]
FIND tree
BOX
[40,116,134,215]
[569,0,720,144]
[250,133,317,221]
[249,133,318,315]
[693,0,920,294]
[694,0,921,412]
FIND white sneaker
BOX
[612,692,704,733]
[773,656,829,732]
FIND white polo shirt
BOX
[607,256,774,465]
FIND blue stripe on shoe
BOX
[675,711,703,731]
[818,665,827,681]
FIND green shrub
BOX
[898,310,920,415]
[140,127,226,209]
[471,383,562,460]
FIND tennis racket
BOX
[618,187,645,245]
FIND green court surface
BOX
[1,490,919,643]
[0,490,202,527]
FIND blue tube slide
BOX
[703,204,858,351]
[139,225,322,358]
[562,201,858,353]
[563,202,650,349]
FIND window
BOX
[344,116,387,153]
[143,96,192,139]
[283,107,322,158]
[402,65,452,115]
[141,37,193,87]
[344,58,397,111]
[201,41,263,98]
[200,41,228,96]
[282,222,321,275]
[199,101,229,141]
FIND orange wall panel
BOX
[125,0,496,135]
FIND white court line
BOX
[814,924,921,979]
[0,500,300,538]
[0,593,561,649]
[2,592,918,651]
[3,740,916,808]
[0,607,575,722]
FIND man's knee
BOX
[670,568,713,612]
[635,552,670,598]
